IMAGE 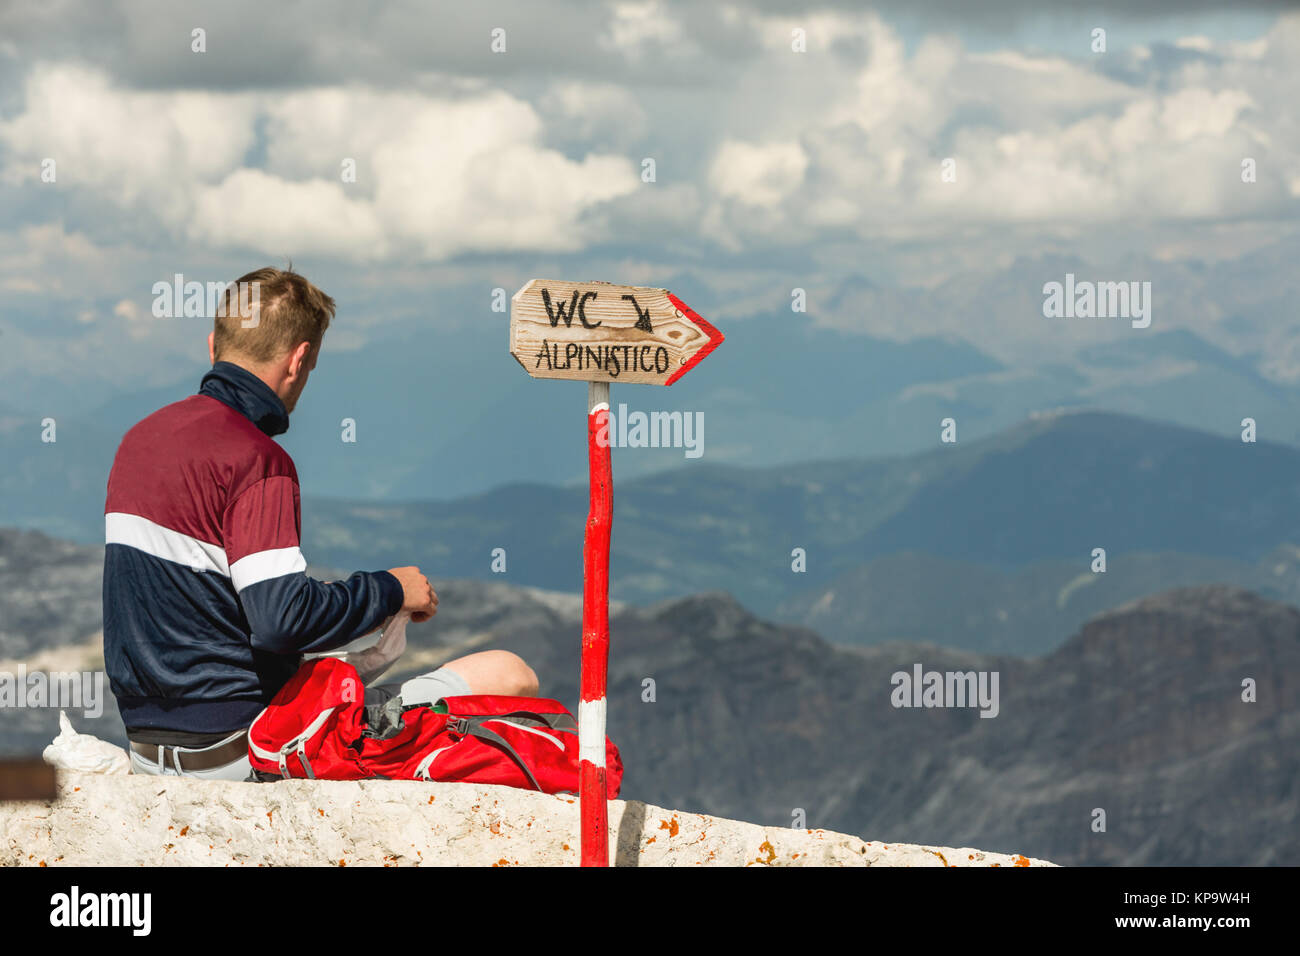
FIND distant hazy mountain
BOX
[4,319,1299,542]
[4,533,1293,865]
[293,411,1300,626]
[0,528,103,660]
[773,546,1300,655]
[0,406,118,542]
[10,408,1300,661]
[449,582,1299,866]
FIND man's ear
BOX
[288,341,312,379]
[207,332,216,365]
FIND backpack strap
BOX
[487,710,578,733]
[453,718,545,792]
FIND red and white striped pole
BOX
[579,381,612,867]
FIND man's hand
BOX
[387,566,439,622]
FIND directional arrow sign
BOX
[510,279,724,386]
[507,277,724,866]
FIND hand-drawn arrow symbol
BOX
[622,294,654,332]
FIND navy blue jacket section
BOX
[103,362,404,735]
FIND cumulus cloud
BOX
[539,81,649,147]
[709,139,808,207]
[0,63,257,220]
[0,222,124,296]
[1,2,1298,351]
[189,170,385,258]
[703,11,1298,247]
[600,1,684,58]
[0,66,641,261]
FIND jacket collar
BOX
[198,361,290,437]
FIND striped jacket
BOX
[103,361,403,735]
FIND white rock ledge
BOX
[1,773,1056,867]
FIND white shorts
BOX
[364,665,472,708]
[127,728,254,781]
[127,666,471,781]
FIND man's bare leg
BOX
[421,650,538,698]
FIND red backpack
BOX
[247,656,622,796]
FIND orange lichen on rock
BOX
[754,840,777,865]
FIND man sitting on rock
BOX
[102,266,538,780]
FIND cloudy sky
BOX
[2,0,1298,413]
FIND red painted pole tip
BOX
[580,389,613,866]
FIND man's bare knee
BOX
[444,649,538,696]
[505,653,539,697]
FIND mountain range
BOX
[4,312,1300,544]
[9,409,1300,657]
[1,528,1294,867]
[296,410,1300,654]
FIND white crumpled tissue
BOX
[43,710,131,775]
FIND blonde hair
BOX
[213,266,335,363]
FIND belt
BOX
[128,730,250,772]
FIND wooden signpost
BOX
[510,279,723,866]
